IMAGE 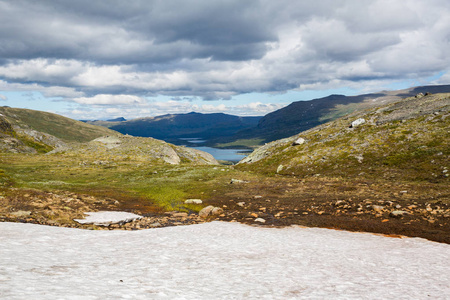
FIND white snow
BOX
[73,211,142,226]
[0,221,449,299]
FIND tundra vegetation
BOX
[0,93,449,243]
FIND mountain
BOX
[223,84,450,146]
[238,92,450,182]
[89,112,261,144]
[0,106,217,165]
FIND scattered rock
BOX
[184,199,202,204]
[254,218,266,223]
[237,202,245,207]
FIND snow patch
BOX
[74,211,142,225]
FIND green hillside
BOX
[238,93,450,183]
[0,106,118,143]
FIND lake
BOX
[192,146,251,163]
[179,138,252,163]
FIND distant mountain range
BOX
[216,84,450,146]
[85,84,450,148]
[87,112,261,145]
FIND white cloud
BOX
[0,94,7,101]
[0,0,449,117]
[73,94,146,105]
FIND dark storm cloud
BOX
[0,0,275,64]
[0,0,449,102]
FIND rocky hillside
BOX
[0,107,217,165]
[63,135,218,165]
[227,84,450,145]
[238,92,450,182]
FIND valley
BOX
[0,87,449,243]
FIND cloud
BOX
[0,94,6,101]
[0,0,449,109]
[73,94,146,105]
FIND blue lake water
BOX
[179,138,251,163]
[192,146,251,163]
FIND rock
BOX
[10,210,31,218]
[230,179,247,184]
[350,118,366,128]
[237,202,245,207]
[276,165,284,173]
[292,138,305,146]
[173,212,188,218]
[389,210,409,218]
[149,222,162,228]
[198,206,223,218]
[254,218,266,223]
[184,199,202,204]
[372,205,384,213]
[199,206,214,218]
[211,207,223,216]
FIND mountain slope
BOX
[227,84,450,145]
[0,106,118,143]
[0,107,218,165]
[90,112,261,143]
[238,92,450,182]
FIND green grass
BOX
[0,107,118,143]
[0,153,245,211]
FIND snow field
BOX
[0,221,449,299]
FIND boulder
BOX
[254,218,266,223]
[350,118,366,128]
[292,137,306,146]
[199,206,214,218]
[211,207,224,216]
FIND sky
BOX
[0,0,449,120]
